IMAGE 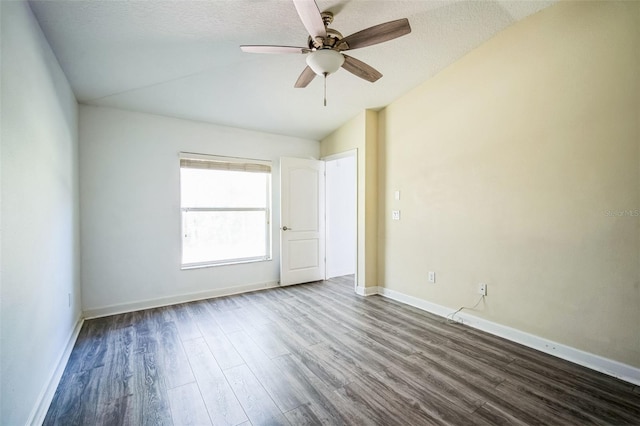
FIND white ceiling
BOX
[29,0,555,141]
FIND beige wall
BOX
[321,110,378,290]
[378,1,639,367]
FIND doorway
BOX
[324,151,357,282]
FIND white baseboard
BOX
[28,314,84,426]
[84,281,279,319]
[378,287,640,386]
[356,285,380,296]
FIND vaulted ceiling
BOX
[30,0,555,140]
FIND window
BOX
[180,153,272,268]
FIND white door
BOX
[280,157,325,286]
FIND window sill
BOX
[181,257,272,270]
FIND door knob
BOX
[282,226,291,231]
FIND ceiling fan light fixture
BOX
[306,49,345,76]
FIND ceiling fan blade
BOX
[341,55,382,83]
[292,0,326,41]
[337,18,411,51]
[240,45,309,54]
[294,66,317,88]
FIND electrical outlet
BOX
[428,271,436,283]
[478,283,487,296]
[392,210,401,220]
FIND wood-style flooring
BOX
[44,276,640,425]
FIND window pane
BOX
[181,168,267,208]
[182,210,267,264]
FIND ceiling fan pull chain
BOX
[323,72,328,107]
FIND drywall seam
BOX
[377,287,640,386]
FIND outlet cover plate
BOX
[478,283,487,295]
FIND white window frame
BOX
[179,152,272,269]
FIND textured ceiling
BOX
[29,0,555,140]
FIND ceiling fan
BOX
[240,0,411,105]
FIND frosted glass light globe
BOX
[306,49,345,76]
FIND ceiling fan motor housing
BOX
[308,28,344,50]
[308,11,344,50]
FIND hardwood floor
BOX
[44,276,640,425]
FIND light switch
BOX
[394,190,401,201]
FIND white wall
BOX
[80,105,319,316]
[325,154,356,279]
[0,1,81,424]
